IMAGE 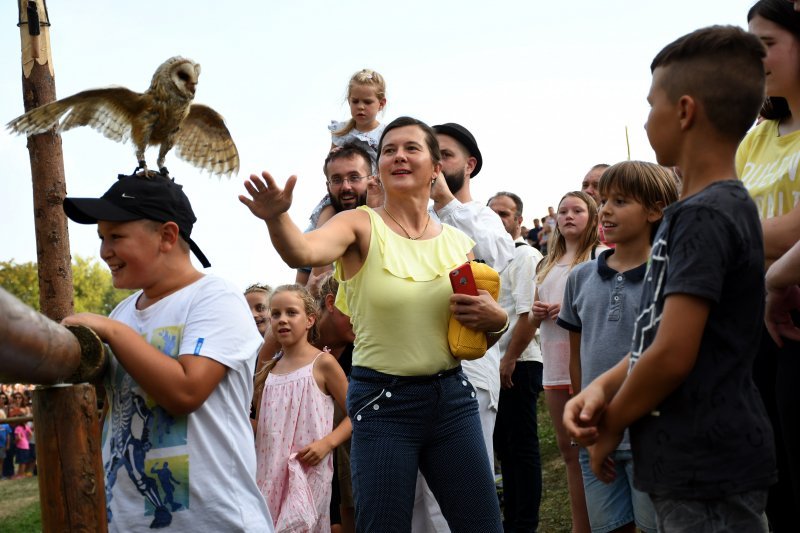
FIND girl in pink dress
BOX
[254,285,351,533]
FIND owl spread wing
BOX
[173,103,239,177]
[6,87,145,145]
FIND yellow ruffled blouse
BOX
[334,206,475,376]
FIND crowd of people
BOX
[6,1,795,532]
[0,384,36,481]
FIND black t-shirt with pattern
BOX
[629,179,776,499]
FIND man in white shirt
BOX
[430,123,514,272]
[488,191,545,533]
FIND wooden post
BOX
[15,1,107,530]
[17,3,72,318]
[34,385,106,533]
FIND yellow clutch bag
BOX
[448,261,501,360]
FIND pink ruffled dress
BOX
[256,353,334,532]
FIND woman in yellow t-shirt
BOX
[240,116,505,532]
[736,1,800,527]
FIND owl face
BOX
[170,61,200,98]
[149,57,200,100]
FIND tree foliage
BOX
[0,256,132,314]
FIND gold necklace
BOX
[382,206,430,240]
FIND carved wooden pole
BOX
[15,1,107,530]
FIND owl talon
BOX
[132,166,162,179]
[159,166,169,177]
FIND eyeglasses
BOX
[328,175,368,187]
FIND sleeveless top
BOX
[334,206,475,376]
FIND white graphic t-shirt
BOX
[104,275,273,532]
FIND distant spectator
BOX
[244,283,273,337]
[527,218,542,250]
[14,422,32,478]
[0,411,11,480]
[539,216,553,255]
[580,164,609,205]
[8,392,28,418]
[581,164,612,247]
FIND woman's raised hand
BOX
[239,171,297,221]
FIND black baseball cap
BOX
[433,123,483,178]
[63,173,211,268]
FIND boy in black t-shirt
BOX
[563,26,777,532]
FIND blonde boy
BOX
[558,162,677,533]
[563,26,776,532]
[63,173,272,532]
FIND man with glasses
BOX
[296,143,372,286]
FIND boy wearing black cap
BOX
[62,173,273,532]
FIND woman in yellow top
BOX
[736,1,800,528]
[241,116,504,532]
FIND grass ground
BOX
[0,476,41,532]
[536,394,574,532]
[2,396,571,532]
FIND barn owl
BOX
[7,57,239,177]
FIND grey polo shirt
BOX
[556,249,646,449]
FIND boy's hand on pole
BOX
[61,313,114,340]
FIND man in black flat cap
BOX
[431,123,514,272]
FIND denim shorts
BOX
[347,365,502,533]
[579,449,657,533]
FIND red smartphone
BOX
[450,262,478,296]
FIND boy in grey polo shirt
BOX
[557,161,678,533]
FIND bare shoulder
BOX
[312,351,346,396]
[315,207,370,240]
[331,206,370,225]
[314,351,343,373]
[333,208,372,264]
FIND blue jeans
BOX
[493,360,543,532]
[347,365,503,533]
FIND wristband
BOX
[487,313,510,336]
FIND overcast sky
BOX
[1,1,756,289]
